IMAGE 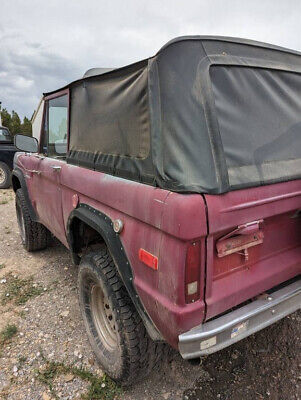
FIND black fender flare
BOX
[12,168,39,222]
[67,203,163,342]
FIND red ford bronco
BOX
[12,36,300,385]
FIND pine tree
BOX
[1,108,12,130]
[10,110,22,135]
[0,107,32,136]
[21,117,32,136]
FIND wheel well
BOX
[12,175,21,192]
[69,217,105,261]
[67,206,163,341]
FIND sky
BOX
[1,0,301,119]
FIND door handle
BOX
[51,165,62,172]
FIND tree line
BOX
[0,108,32,136]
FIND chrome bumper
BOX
[179,278,301,359]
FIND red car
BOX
[12,36,301,385]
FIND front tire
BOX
[0,162,11,189]
[78,247,165,386]
[15,189,51,251]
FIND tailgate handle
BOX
[216,220,264,261]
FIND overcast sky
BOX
[1,0,301,119]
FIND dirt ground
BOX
[0,188,300,400]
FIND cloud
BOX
[1,0,301,118]
[0,34,80,118]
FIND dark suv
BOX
[0,126,16,188]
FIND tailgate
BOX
[204,179,301,320]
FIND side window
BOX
[0,128,12,142]
[43,94,68,158]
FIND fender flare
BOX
[12,168,39,222]
[67,203,163,342]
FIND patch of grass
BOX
[36,356,121,400]
[50,278,59,288]
[18,310,26,318]
[0,192,13,205]
[0,324,18,347]
[1,274,44,306]
[0,263,5,270]
[18,355,27,366]
[4,226,11,234]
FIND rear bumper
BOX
[178,278,301,359]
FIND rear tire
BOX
[78,246,165,386]
[0,162,11,189]
[15,188,51,252]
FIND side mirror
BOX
[14,134,38,153]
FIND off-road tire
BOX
[78,246,165,386]
[0,162,11,189]
[15,188,51,252]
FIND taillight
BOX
[185,241,201,303]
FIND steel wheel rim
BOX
[16,201,26,242]
[90,284,117,351]
[0,167,5,185]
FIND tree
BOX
[0,108,32,136]
[1,108,12,130]
[21,117,32,136]
[10,110,22,135]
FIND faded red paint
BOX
[139,249,159,270]
[15,153,301,348]
[204,181,301,320]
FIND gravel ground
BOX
[0,188,300,400]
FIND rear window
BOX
[210,66,301,189]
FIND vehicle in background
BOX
[0,126,17,188]
[12,36,301,385]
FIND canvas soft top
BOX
[45,36,301,194]
[83,68,115,78]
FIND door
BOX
[34,92,69,244]
[204,180,301,320]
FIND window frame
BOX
[40,89,70,158]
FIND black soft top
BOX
[45,36,301,193]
